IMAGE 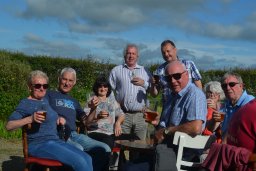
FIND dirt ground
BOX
[0,138,24,171]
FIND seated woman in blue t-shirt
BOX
[5,70,92,171]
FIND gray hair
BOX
[221,72,243,84]
[123,44,139,57]
[27,70,48,85]
[204,81,225,100]
[59,67,77,82]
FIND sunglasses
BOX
[221,82,239,89]
[32,84,49,89]
[164,71,186,81]
[98,84,108,88]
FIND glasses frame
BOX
[221,82,239,90]
[165,70,187,81]
[32,84,49,89]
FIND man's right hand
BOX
[154,128,165,144]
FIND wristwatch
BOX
[163,128,170,137]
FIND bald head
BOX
[165,61,189,93]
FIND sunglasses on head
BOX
[32,84,49,89]
[164,71,186,81]
[221,82,239,89]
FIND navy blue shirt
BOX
[8,98,59,145]
[45,90,85,131]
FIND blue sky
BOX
[0,0,256,70]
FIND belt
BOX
[122,108,141,114]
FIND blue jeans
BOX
[68,131,111,152]
[29,140,93,171]
[68,131,111,171]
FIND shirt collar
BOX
[123,63,142,69]
[172,81,192,98]
[227,90,248,107]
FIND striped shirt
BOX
[159,82,207,129]
[109,63,151,112]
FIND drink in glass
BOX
[38,110,47,120]
[144,110,158,122]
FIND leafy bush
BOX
[0,52,31,120]
[1,50,256,139]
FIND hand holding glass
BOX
[143,107,158,123]
[213,111,226,122]
[153,71,160,85]
[37,103,47,121]
[97,110,109,119]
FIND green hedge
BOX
[1,50,256,122]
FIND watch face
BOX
[164,128,169,135]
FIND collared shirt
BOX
[109,63,151,112]
[159,82,207,129]
[221,90,255,133]
[155,59,202,104]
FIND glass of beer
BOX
[153,71,160,84]
[216,111,225,122]
[38,103,47,120]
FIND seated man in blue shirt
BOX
[45,67,111,171]
[125,61,207,171]
[154,61,207,171]
[208,72,254,142]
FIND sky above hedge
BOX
[0,0,256,70]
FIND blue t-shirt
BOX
[8,98,59,145]
[45,90,85,131]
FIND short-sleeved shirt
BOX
[154,59,202,104]
[227,99,256,152]
[109,63,152,111]
[221,90,255,134]
[45,90,85,131]
[86,97,125,135]
[158,82,207,129]
[8,98,59,145]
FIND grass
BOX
[0,121,21,139]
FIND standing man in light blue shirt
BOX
[109,44,152,140]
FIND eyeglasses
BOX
[221,82,239,89]
[32,84,49,89]
[164,71,186,81]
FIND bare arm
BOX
[114,114,125,136]
[155,120,203,143]
[6,116,33,131]
[149,78,160,97]
[194,80,202,89]
[83,96,99,124]
[167,120,203,136]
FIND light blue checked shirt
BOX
[109,63,152,112]
[159,82,207,129]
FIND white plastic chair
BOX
[173,131,214,171]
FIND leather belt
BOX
[122,108,141,114]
